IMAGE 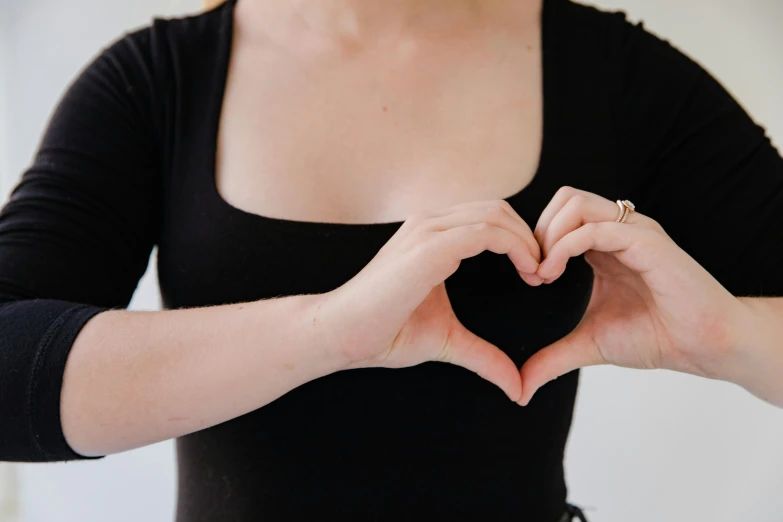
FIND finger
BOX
[425,200,541,263]
[440,321,523,402]
[537,222,666,283]
[519,272,545,287]
[517,327,604,406]
[539,193,655,257]
[534,186,589,242]
[435,223,540,275]
[429,199,533,232]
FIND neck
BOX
[238,0,500,45]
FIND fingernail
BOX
[517,271,544,286]
[526,255,540,274]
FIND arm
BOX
[0,27,166,462]
[0,26,339,461]
[519,11,783,407]
[614,17,783,405]
[608,10,783,402]
[1,27,539,462]
[731,298,783,406]
[59,198,543,458]
[518,187,783,408]
[60,294,344,457]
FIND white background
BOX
[1,1,783,521]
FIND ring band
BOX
[615,200,636,223]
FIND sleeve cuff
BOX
[29,304,108,461]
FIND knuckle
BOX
[555,186,577,199]
[472,222,494,233]
[583,221,600,233]
[568,194,588,211]
[404,213,426,227]
[498,199,515,213]
[647,217,665,234]
[404,227,434,253]
[484,205,507,222]
[646,228,669,247]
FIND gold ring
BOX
[615,200,636,223]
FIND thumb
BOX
[439,321,523,403]
[518,326,604,406]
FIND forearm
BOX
[61,293,343,457]
[726,297,783,407]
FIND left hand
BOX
[518,187,749,405]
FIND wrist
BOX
[293,291,356,372]
[720,297,783,406]
[718,298,760,383]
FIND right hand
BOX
[317,200,542,402]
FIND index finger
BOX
[426,200,541,262]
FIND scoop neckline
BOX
[204,0,555,231]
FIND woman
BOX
[1,0,781,520]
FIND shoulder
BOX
[548,1,753,168]
[550,0,703,78]
[58,2,234,149]
[542,0,710,128]
[90,2,232,80]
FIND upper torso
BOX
[217,0,543,224]
[160,1,606,520]
[6,0,783,520]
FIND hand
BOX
[518,187,749,405]
[319,200,542,402]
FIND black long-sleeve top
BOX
[2,0,782,520]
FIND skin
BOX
[520,187,783,407]
[216,0,542,224]
[61,0,782,457]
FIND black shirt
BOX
[2,0,782,520]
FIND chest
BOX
[215,26,543,224]
[159,1,623,314]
